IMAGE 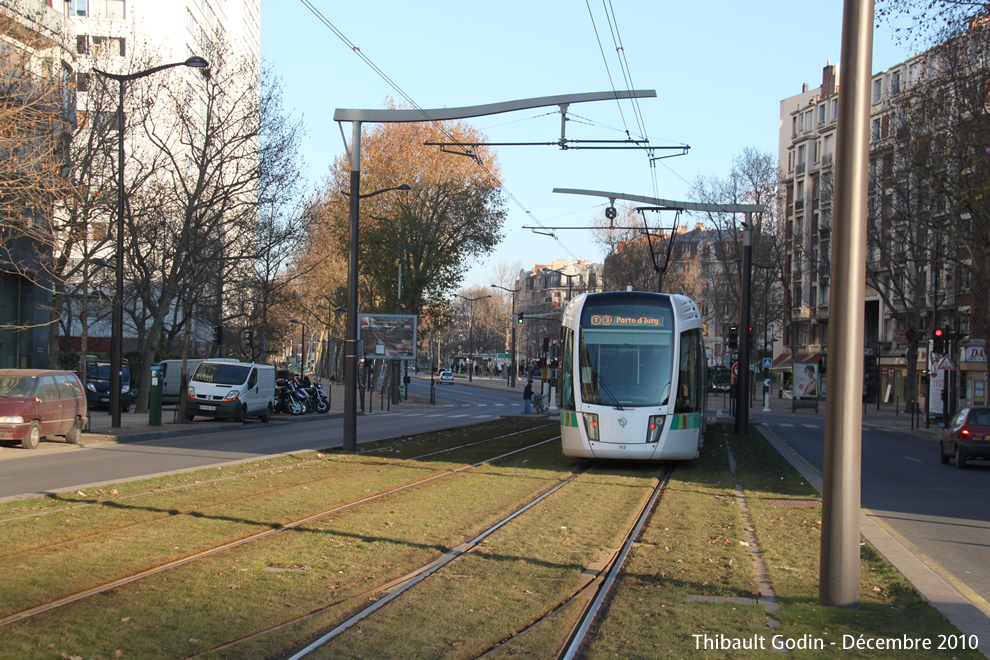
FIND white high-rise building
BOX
[62,0,261,358]
[66,0,259,68]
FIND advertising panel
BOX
[793,362,819,399]
[358,314,417,360]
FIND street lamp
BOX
[491,284,519,388]
[543,266,577,307]
[290,319,305,380]
[342,182,411,452]
[455,294,491,382]
[94,56,209,428]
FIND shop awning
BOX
[769,353,793,370]
[794,353,825,363]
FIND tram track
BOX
[0,428,559,629]
[237,464,674,659]
[0,424,554,563]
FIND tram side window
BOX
[560,328,575,410]
[674,329,704,413]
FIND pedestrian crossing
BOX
[772,421,904,433]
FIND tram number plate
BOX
[618,445,626,450]
[200,405,217,411]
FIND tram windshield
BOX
[577,296,675,407]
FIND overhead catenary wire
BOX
[298,0,583,261]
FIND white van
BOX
[159,358,238,405]
[185,361,276,423]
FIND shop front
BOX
[960,340,987,407]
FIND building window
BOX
[75,72,90,92]
[872,79,882,103]
[818,104,825,124]
[891,70,901,94]
[792,116,797,137]
[871,118,881,141]
[92,36,126,56]
[831,98,839,121]
[76,35,90,54]
[804,110,813,132]
[89,0,125,19]
[71,0,88,16]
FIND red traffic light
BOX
[934,328,944,338]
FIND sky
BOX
[260,1,916,292]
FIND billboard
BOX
[358,314,417,360]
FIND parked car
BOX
[439,370,454,384]
[0,370,88,449]
[85,358,136,412]
[940,407,990,469]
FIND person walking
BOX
[523,380,533,414]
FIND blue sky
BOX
[261,1,915,291]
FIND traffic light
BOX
[517,312,525,324]
[933,327,945,353]
[728,324,738,350]
[213,324,223,345]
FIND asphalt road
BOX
[0,378,529,503]
[753,409,990,618]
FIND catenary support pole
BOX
[820,0,872,608]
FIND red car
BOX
[940,407,990,469]
[0,370,88,449]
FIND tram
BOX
[559,290,707,460]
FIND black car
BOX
[85,360,137,412]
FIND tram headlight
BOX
[582,413,600,442]
[646,415,665,443]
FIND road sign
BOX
[762,358,772,369]
[731,362,739,378]
[763,378,771,388]
[935,356,956,370]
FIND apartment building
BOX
[780,52,988,408]
[63,0,261,357]
[0,0,76,368]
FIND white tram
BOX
[559,291,707,460]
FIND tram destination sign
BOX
[589,314,666,327]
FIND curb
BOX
[80,412,344,445]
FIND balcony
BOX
[1,0,66,49]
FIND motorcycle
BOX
[309,382,330,414]
[274,379,305,415]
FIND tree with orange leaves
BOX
[310,103,507,328]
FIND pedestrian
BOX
[523,380,533,414]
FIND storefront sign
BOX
[963,346,987,363]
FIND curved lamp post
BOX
[94,56,208,428]
[491,284,519,388]
[455,294,491,382]
[342,182,411,452]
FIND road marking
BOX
[450,414,470,418]
[904,456,922,463]
[779,423,794,428]
[803,424,818,429]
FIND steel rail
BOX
[559,467,673,659]
[286,442,578,659]
[0,435,558,628]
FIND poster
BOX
[793,362,819,399]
